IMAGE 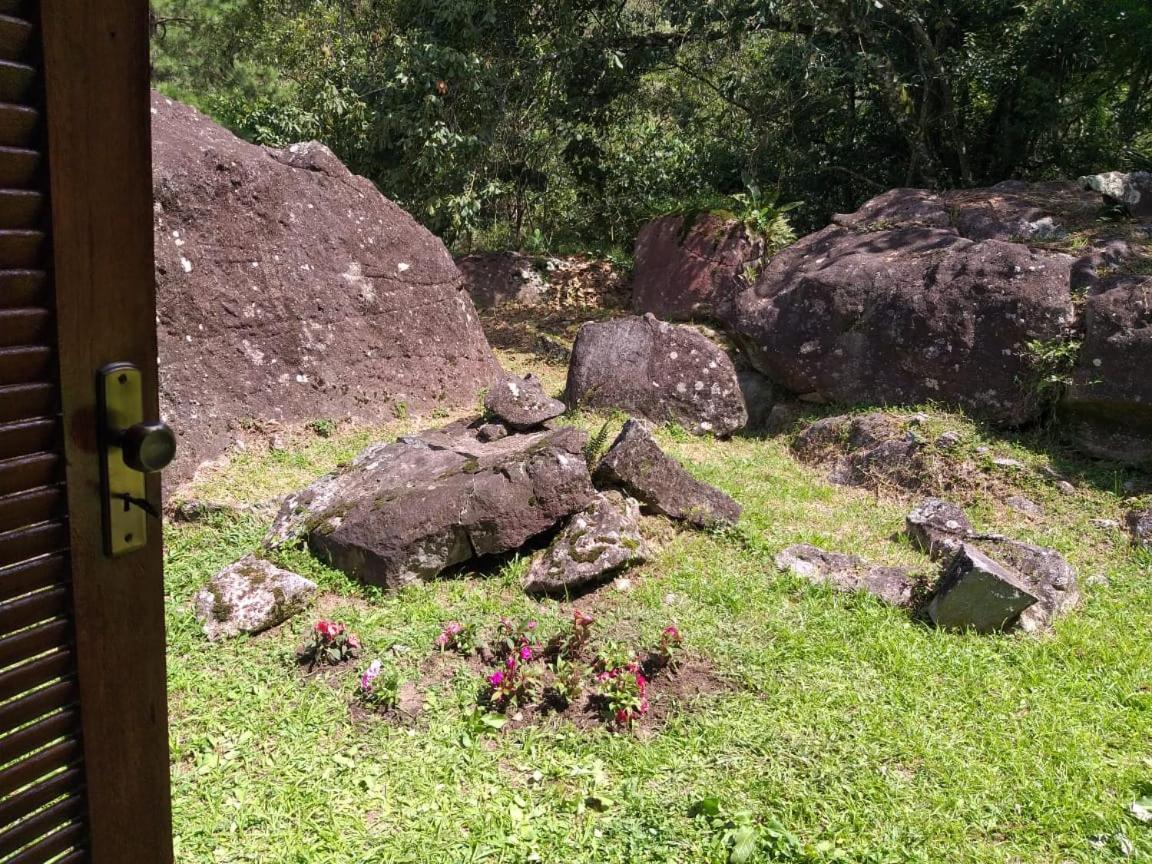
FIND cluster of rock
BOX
[631,175,1152,462]
[776,496,1080,635]
[195,405,740,638]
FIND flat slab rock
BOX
[567,314,748,437]
[264,422,596,589]
[929,543,1040,634]
[485,373,565,431]
[774,545,916,607]
[523,491,648,595]
[593,419,741,528]
[194,555,317,641]
[923,529,1079,634]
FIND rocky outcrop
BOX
[485,373,565,431]
[791,412,930,492]
[1081,171,1152,220]
[457,252,627,309]
[774,545,916,607]
[1063,275,1152,464]
[566,315,748,436]
[523,492,648,595]
[593,419,741,528]
[631,213,762,321]
[151,93,500,485]
[724,214,1075,425]
[264,422,596,589]
[194,556,316,641]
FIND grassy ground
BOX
[164,346,1152,864]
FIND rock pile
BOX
[629,179,1151,460]
[775,494,1078,634]
[187,413,743,623]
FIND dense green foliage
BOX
[150,0,1152,249]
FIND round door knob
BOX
[120,422,177,474]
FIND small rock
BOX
[992,457,1025,470]
[613,577,634,593]
[928,544,1039,634]
[1092,518,1121,531]
[1056,481,1076,496]
[906,498,972,561]
[1005,495,1044,518]
[1126,508,1152,549]
[593,419,741,528]
[484,373,566,431]
[194,555,317,641]
[523,492,648,596]
[774,544,916,607]
[934,431,964,450]
[477,422,509,442]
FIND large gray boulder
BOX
[264,423,596,589]
[151,93,500,486]
[1080,171,1152,220]
[724,219,1075,425]
[523,491,648,595]
[566,314,748,436]
[194,555,317,641]
[593,419,741,528]
[774,545,916,607]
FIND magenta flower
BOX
[519,645,533,662]
[488,670,505,688]
[360,659,382,692]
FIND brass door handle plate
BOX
[97,362,175,556]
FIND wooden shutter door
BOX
[1,2,173,863]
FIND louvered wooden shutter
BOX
[0,4,87,863]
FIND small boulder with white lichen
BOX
[194,555,317,641]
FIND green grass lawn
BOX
[163,363,1152,863]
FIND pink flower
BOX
[662,626,681,641]
[526,620,538,631]
[314,620,344,641]
[519,645,533,662]
[360,659,382,692]
[506,655,517,670]
[347,633,362,650]
[488,671,505,688]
